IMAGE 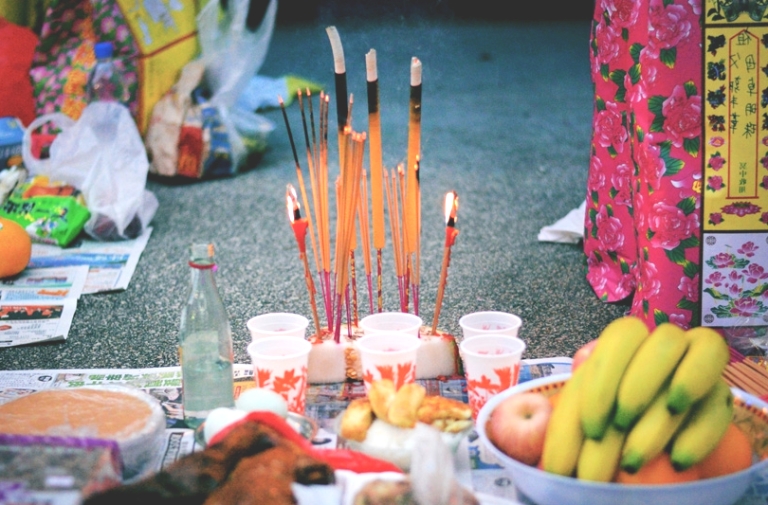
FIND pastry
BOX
[417,396,473,433]
[368,379,396,420]
[340,398,375,442]
[387,383,426,429]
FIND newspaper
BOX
[1,359,765,504]
[0,266,88,347]
[27,227,152,295]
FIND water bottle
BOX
[86,41,125,104]
[179,243,234,428]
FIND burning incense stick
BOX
[366,49,385,313]
[326,26,348,171]
[431,191,459,335]
[296,91,321,277]
[358,169,374,314]
[286,184,322,336]
[404,58,422,315]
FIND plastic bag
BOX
[21,102,158,241]
[196,0,277,169]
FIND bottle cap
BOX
[94,41,114,59]
[189,243,216,268]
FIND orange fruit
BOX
[548,392,561,410]
[694,423,752,479]
[616,453,701,485]
[0,217,32,278]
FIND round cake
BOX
[0,385,166,480]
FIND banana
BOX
[619,381,691,474]
[579,316,648,439]
[666,327,730,414]
[576,422,626,482]
[541,363,589,477]
[670,379,734,471]
[613,323,689,430]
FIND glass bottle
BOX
[179,243,234,428]
[86,41,126,104]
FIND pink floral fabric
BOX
[30,0,139,121]
[584,0,703,330]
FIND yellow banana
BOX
[666,327,730,414]
[670,379,734,471]
[576,422,626,482]
[619,382,691,474]
[541,363,588,477]
[614,323,689,430]
[579,316,648,439]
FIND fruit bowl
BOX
[476,373,768,505]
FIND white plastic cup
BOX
[246,337,312,414]
[247,312,309,340]
[355,332,421,391]
[458,311,523,340]
[359,312,423,337]
[459,334,526,419]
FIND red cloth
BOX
[208,411,404,474]
[0,17,38,126]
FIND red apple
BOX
[487,392,553,466]
[571,339,598,372]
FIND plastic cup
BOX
[459,311,523,341]
[359,312,423,337]
[246,337,312,414]
[459,334,526,419]
[247,312,309,340]
[355,332,421,391]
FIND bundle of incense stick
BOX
[278,26,458,342]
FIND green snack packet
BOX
[0,176,90,247]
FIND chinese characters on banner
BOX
[701,1,768,339]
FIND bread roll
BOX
[386,383,426,428]
[340,398,374,442]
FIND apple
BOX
[571,339,598,372]
[487,392,553,466]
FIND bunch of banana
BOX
[541,316,733,482]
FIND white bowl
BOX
[476,373,768,505]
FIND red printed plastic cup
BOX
[247,337,311,414]
[459,334,526,419]
[355,333,421,391]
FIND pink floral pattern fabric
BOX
[30,0,139,121]
[584,0,703,330]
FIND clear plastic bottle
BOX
[179,243,234,428]
[86,41,125,104]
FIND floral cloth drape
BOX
[584,0,703,330]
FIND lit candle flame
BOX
[286,184,301,223]
[444,191,458,228]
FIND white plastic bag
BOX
[21,102,158,241]
[197,0,278,168]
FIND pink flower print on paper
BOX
[648,202,699,250]
[743,264,768,284]
[594,101,628,155]
[661,85,702,148]
[710,136,725,147]
[728,269,744,282]
[709,213,724,225]
[737,241,758,258]
[710,252,736,268]
[648,0,692,54]
[761,212,768,225]
[761,154,768,169]
[708,152,725,170]
[706,175,724,192]
[722,202,761,217]
[761,176,768,190]
[101,17,116,34]
[705,271,726,287]
[726,282,742,297]
[602,0,640,28]
[678,274,699,302]
[637,258,662,301]
[731,297,761,317]
[595,208,626,251]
